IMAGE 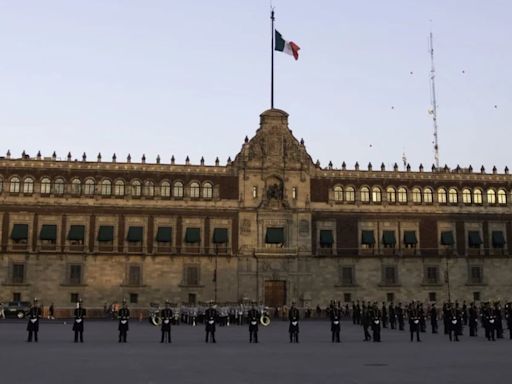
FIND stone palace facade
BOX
[1,109,511,308]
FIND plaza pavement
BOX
[0,318,510,384]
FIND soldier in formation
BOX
[204,302,217,343]
[408,303,421,342]
[288,302,300,343]
[329,303,341,343]
[26,298,42,343]
[247,303,260,343]
[73,299,86,343]
[160,300,173,343]
[118,299,130,343]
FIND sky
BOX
[0,0,511,170]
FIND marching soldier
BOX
[430,303,438,334]
[370,303,381,342]
[288,302,300,343]
[495,302,504,339]
[204,301,217,343]
[330,304,341,343]
[469,302,478,337]
[388,302,396,330]
[448,306,461,342]
[118,299,130,343]
[247,303,260,343]
[408,304,421,342]
[73,299,86,343]
[362,303,371,341]
[26,298,42,342]
[160,300,173,343]
[506,303,512,339]
[396,303,405,331]
[381,302,388,328]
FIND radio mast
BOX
[429,32,440,170]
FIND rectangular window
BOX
[13,292,21,302]
[156,226,172,243]
[341,266,354,286]
[265,227,284,247]
[70,293,79,303]
[383,266,397,285]
[12,263,25,284]
[440,230,455,246]
[130,293,138,304]
[343,293,352,303]
[188,293,197,305]
[98,225,114,242]
[469,266,483,284]
[403,231,418,248]
[319,230,334,249]
[67,225,85,245]
[39,224,57,244]
[428,292,437,302]
[425,266,439,284]
[491,231,505,248]
[11,223,29,244]
[186,266,199,286]
[127,226,143,242]
[128,265,141,286]
[252,186,258,199]
[386,292,395,303]
[361,230,375,248]
[382,231,396,248]
[69,264,82,285]
[185,228,201,244]
[468,231,482,248]
[473,291,481,302]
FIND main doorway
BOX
[264,280,287,307]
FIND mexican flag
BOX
[275,30,300,60]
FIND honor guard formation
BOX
[14,298,512,345]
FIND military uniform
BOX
[118,302,130,343]
[204,305,217,343]
[448,308,461,342]
[370,305,381,342]
[247,306,260,343]
[408,306,421,342]
[330,306,341,343]
[505,304,512,339]
[26,300,42,342]
[73,301,86,343]
[288,304,300,343]
[469,303,478,337]
[388,303,396,330]
[362,304,371,341]
[160,302,173,343]
[430,304,438,334]
[396,303,405,331]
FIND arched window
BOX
[333,186,343,201]
[345,186,355,202]
[437,188,447,204]
[487,189,496,205]
[497,189,507,205]
[114,180,125,196]
[473,189,483,204]
[386,187,396,203]
[423,188,433,203]
[203,182,213,199]
[143,181,154,197]
[54,178,65,195]
[412,187,422,203]
[190,182,200,198]
[448,188,458,204]
[41,177,51,195]
[23,177,34,194]
[160,181,171,197]
[100,179,112,196]
[10,177,20,193]
[462,188,472,204]
[173,181,183,198]
[71,179,81,195]
[372,187,382,203]
[397,187,408,203]
[84,179,95,196]
[360,186,370,202]
[132,180,141,197]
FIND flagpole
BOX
[271,8,275,109]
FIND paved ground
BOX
[0,318,510,384]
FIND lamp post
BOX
[214,244,218,303]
